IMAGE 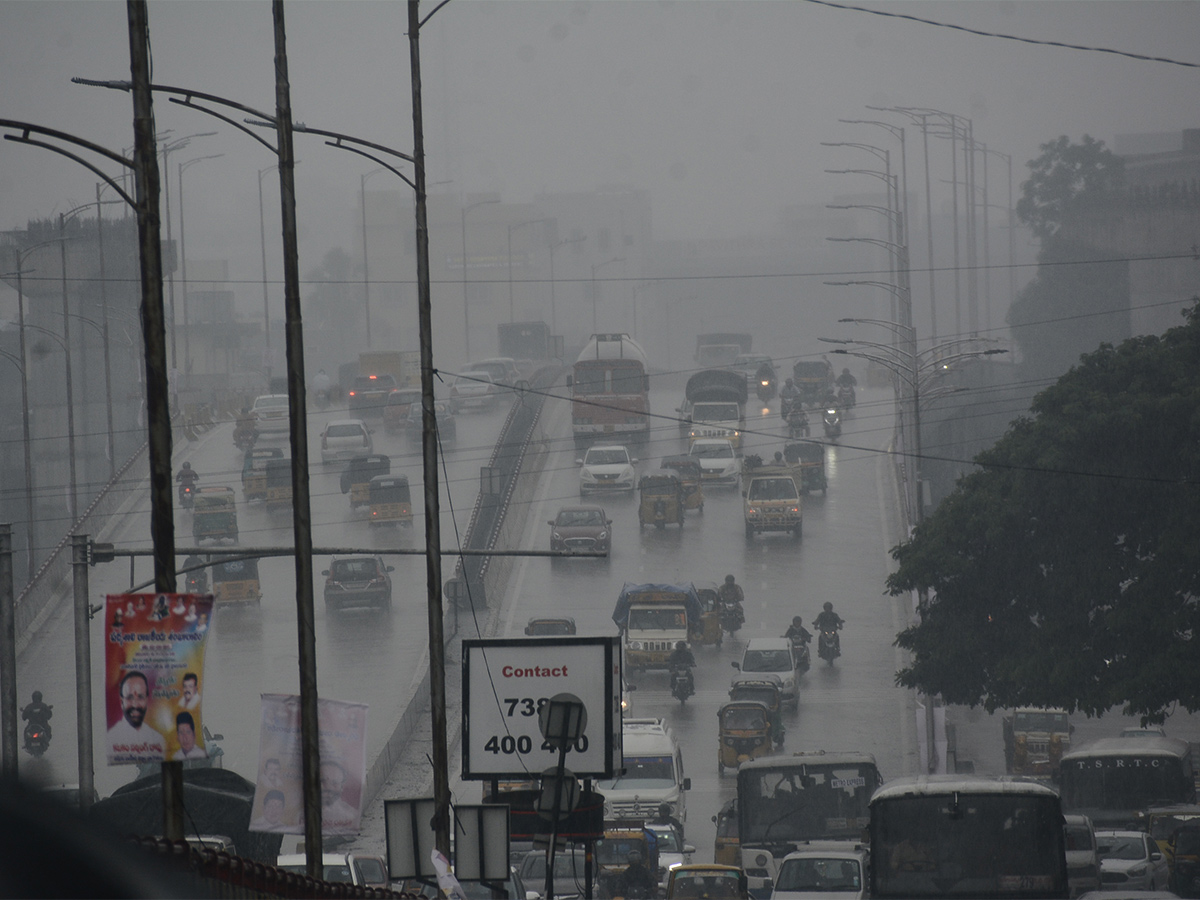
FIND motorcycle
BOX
[822,407,842,440]
[670,666,695,706]
[817,628,840,665]
[780,392,800,421]
[757,373,777,403]
[720,601,745,635]
[787,633,812,673]
[178,482,195,510]
[787,408,810,439]
[185,568,209,594]
[23,718,51,757]
[233,423,258,451]
[837,383,856,410]
[313,388,330,410]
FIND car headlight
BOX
[597,531,608,540]
[552,531,562,540]
[1129,865,1147,876]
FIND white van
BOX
[596,717,690,824]
[771,843,869,900]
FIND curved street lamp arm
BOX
[0,119,130,169]
[418,0,452,29]
[319,141,415,191]
[168,99,276,154]
[292,123,415,165]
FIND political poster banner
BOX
[249,694,369,835]
[104,593,214,765]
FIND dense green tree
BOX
[1015,134,1125,242]
[890,303,1200,723]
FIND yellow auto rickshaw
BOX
[368,474,412,527]
[666,865,748,900]
[241,446,283,501]
[784,440,827,495]
[638,472,685,529]
[690,580,724,647]
[712,800,740,867]
[341,454,391,508]
[661,455,705,513]
[728,674,785,747]
[717,700,773,775]
[192,486,238,544]
[210,556,261,604]
[264,458,293,508]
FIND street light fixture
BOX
[359,168,389,349]
[590,257,625,333]
[178,153,223,374]
[507,218,549,323]
[258,163,281,381]
[461,198,498,361]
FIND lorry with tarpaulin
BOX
[679,369,749,447]
[695,333,753,369]
[613,582,703,671]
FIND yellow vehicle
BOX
[717,701,774,775]
[713,800,740,867]
[368,474,412,527]
[341,454,390,508]
[783,440,827,495]
[661,456,705,513]
[666,865,748,900]
[728,675,785,748]
[1136,804,1200,858]
[595,825,659,899]
[210,556,261,604]
[638,472,685,529]
[241,446,283,501]
[690,581,724,648]
[264,458,293,508]
[192,486,238,545]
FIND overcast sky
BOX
[2,0,1198,291]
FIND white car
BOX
[1064,814,1101,898]
[577,444,637,496]
[772,843,868,900]
[644,822,694,892]
[1096,830,1169,892]
[733,637,800,706]
[251,393,290,433]
[449,370,497,410]
[689,438,740,484]
[320,418,373,464]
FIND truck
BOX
[741,456,803,540]
[678,369,748,441]
[1003,707,1072,777]
[695,333,753,369]
[497,321,559,360]
[358,350,421,389]
[612,583,703,671]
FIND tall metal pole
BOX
[258,164,278,381]
[461,198,498,362]
[0,523,14,781]
[360,172,374,349]
[95,184,116,477]
[12,258,36,584]
[980,144,991,333]
[965,119,978,336]
[949,120,961,337]
[269,0,322,875]
[921,115,937,340]
[57,214,80,528]
[178,154,222,376]
[408,0,451,859]
[71,533,94,811]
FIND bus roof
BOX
[870,775,1062,803]
[738,751,879,774]
[1061,735,1192,761]
[576,333,648,365]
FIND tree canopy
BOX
[1016,134,1125,242]
[890,303,1200,723]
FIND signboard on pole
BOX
[462,636,621,780]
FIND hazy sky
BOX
[2,1,1198,288]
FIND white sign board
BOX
[462,636,622,780]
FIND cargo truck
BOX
[612,583,702,671]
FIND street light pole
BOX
[461,198,499,361]
[57,211,83,526]
[258,164,280,382]
[549,234,586,341]
[590,257,625,333]
[360,168,389,349]
[507,218,548,323]
[178,154,223,375]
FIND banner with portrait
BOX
[104,593,214,765]
[249,694,369,835]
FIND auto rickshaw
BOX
[341,454,391,508]
[595,824,660,899]
[661,456,705,513]
[690,581,724,647]
[1137,805,1200,858]
[264,458,293,508]
[192,486,238,544]
[728,674,785,746]
[712,799,740,867]
[638,472,685,529]
[783,440,826,495]
[666,865,748,900]
[524,616,577,636]
[716,700,773,775]
[368,474,412,527]
[241,446,284,501]
[210,556,261,604]
[1169,825,1200,899]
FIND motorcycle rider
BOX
[780,377,800,416]
[183,554,208,592]
[814,601,845,653]
[784,615,812,647]
[21,690,53,744]
[650,802,685,837]
[312,368,332,406]
[234,406,258,447]
[835,367,857,389]
[617,850,657,899]
[176,461,199,503]
[717,574,746,629]
[668,640,696,671]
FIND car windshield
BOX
[255,396,288,409]
[671,873,743,899]
[586,449,628,465]
[558,509,605,527]
[521,851,587,882]
[651,828,682,852]
[748,479,798,501]
[326,424,365,438]
[1099,836,1147,861]
[722,707,768,730]
[691,443,733,459]
[330,559,380,580]
[776,858,861,893]
[695,403,740,422]
[596,755,675,789]
[1064,825,1094,850]
[742,649,792,672]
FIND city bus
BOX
[569,333,650,452]
[869,776,1068,899]
[736,752,883,897]
[1059,735,1196,829]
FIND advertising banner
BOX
[104,593,214,766]
[249,694,369,835]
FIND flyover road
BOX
[351,376,922,864]
[13,396,514,800]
